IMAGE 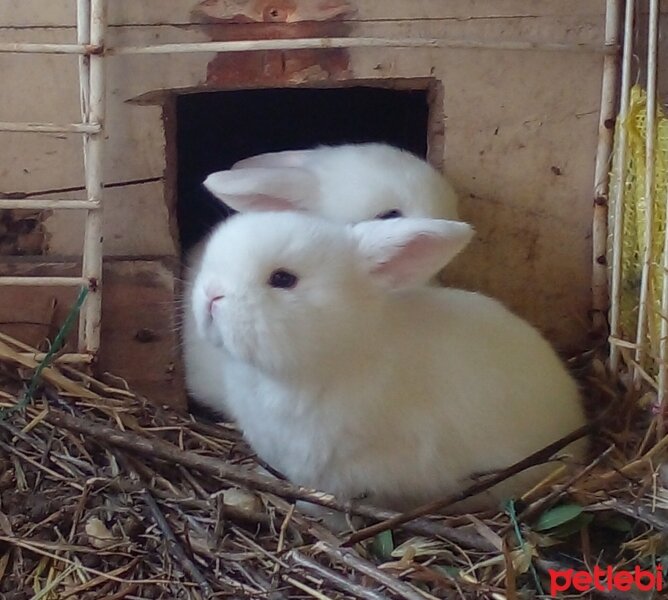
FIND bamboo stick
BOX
[78,0,91,172]
[0,38,617,58]
[0,122,100,134]
[109,37,616,56]
[76,0,92,351]
[0,43,101,55]
[591,0,621,336]
[77,0,94,349]
[0,200,99,210]
[79,0,107,355]
[0,277,86,287]
[608,0,635,373]
[17,353,94,365]
[633,0,660,385]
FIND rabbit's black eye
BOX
[376,209,403,220]
[268,269,298,289]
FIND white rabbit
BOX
[190,210,587,514]
[204,142,459,223]
[183,142,460,416]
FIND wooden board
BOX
[0,3,621,358]
[0,1,607,28]
[0,257,185,409]
[98,259,184,409]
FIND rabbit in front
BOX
[190,209,587,514]
[183,142,460,417]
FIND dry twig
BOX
[142,489,213,598]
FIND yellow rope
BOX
[609,85,668,375]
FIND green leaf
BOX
[371,530,395,561]
[533,504,584,532]
[549,513,594,538]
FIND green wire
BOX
[505,499,545,596]
[0,285,89,420]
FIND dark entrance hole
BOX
[176,86,430,255]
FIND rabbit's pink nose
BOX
[207,294,224,315]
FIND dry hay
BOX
[0,330,666,600]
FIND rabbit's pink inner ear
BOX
[218,193,308,213]
[203,168,319,213]
[232,150,312,170]
[355,219,473,289]
[369,234,454,288]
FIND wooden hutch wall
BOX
[0,1,612,406]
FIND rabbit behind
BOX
[191,211,587,513]
[183,142,460,417]
[204,142,459,222]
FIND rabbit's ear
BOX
[352,219,473,289]
[232,149,314,170]
[203,167,319,213]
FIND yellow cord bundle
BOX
[609,85,668,373]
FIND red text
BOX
[549,565,663,595]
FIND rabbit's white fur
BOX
[203,142,459,222]
[190,211,587,512]
[183,142,460,415]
